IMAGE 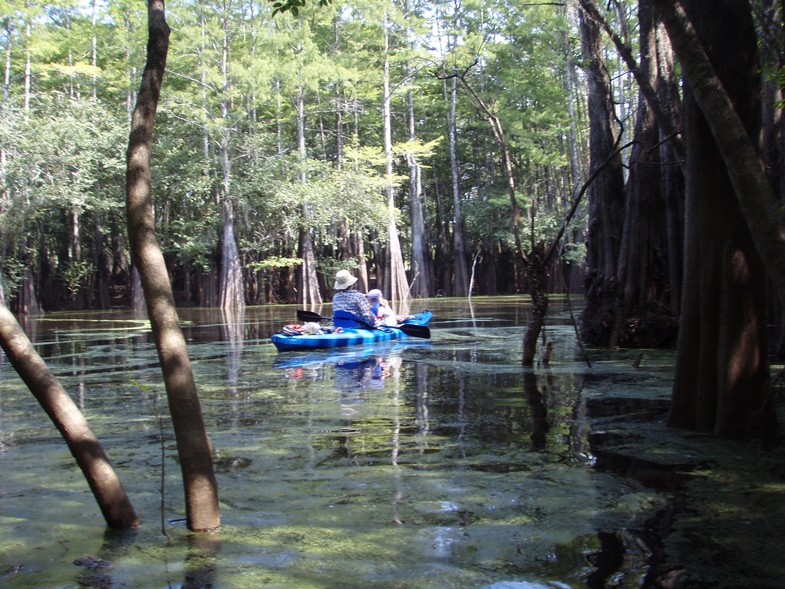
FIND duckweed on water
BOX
[1,299,785,588]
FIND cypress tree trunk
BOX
[654,14,685,318]
[218,140,245,311]
[296,84,322,306]
[609,0,677,348]
[382,9,410,306]
[407,85,432,299]
[664,0,774,436]
[578,6,626,346]
[448,72,469,297]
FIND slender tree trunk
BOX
[218,138,245,310]
[17,239,41,315]
[407,86,431,299]
[354,229,369,293]
[94,217,111,310]
[0,301,138,528]
[448,72,469,297]
[296,84,322,306]
[382,9,410,306]
[3,18,11,102]
[564,4,583,189]
[126,0,220,530]
[216,11,245,311]
[24,20,30,116]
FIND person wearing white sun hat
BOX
[332,269,379,329]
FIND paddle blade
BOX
[297,310,326,323]
[397,323,430,339]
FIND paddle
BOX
[296,310,431,339]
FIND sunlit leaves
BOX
[268,0,333,17]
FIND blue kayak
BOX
[272,311,432,352]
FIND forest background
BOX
[0,0,667,312]
[1,0,784,432]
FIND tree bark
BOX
[609,0,677,348]
[219,200,245,310]
[218,141,245,311]
[578,7,626,346]
[126,0,220,530]
[653,0,785,308]
[407,85,432,299]
[662,0,774,436]
[0,301,138,528]
[296,84,322,306]
[654,15,685,318]
[382,8,410,306]
[448,71,469,297]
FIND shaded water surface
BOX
[1,297,784,588]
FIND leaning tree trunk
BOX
[664,0,774,436]
[0,301,138,528]
[455,73,547,366]
[126,0,220,530]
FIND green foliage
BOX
[1,93,127,258]
[247,257,303,271]
[1,0,596,304]
[562,241,586,266]
[60,259,93,300]
[268,0,333,17]
[0,258,27,297]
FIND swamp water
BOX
[1,297,784,589]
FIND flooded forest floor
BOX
[2,299,785,588]
[583,366,785,588]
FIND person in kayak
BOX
[366,289,397,326]
[332,269,379,329]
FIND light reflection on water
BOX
[1,297,778,588]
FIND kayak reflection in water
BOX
[335,356,391,391]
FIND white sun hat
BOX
[334,269,358,290]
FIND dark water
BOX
[1,297,784,588]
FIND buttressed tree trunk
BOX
[0,301,139,529]
[577,5,626,346]
[126,0,220,531]
[654,0,785,308]
[662,0,774,436]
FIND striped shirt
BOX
[332,290,377,327]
